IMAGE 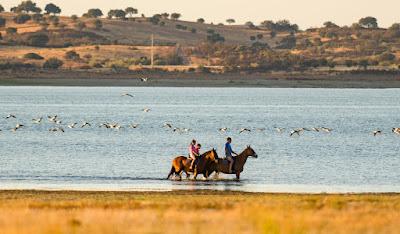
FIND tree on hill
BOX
[0,17,6,27]
[161,13,169,19]
[270,31,277,38]
[45,3,61,15]
[13,1,41,14]
[260,19,298,32]
[323,21,339,28]
[86,9,103,18]
[245,21,256,29]
[197,18,205,24]
[358,17,378,29]
[108,9,126,19]
[226,19,235,24]
[0,4,5,13]
[71,15,78,22]
[170,13,181,20]
[125,7,138,18]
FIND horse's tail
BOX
[167,166,175,179]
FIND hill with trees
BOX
[1,1,400,74]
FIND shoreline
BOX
[1,70,400,88]
[0,190,399,233]
[1,189,399,195]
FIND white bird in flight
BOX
[121,92,134,98]
[5,114,16,119]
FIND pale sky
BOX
[1,0,400,28]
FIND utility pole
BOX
[151,34,154,68]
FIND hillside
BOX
[0,12,281,46]
[1,10,400,74]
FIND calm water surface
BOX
[0,87,399,193]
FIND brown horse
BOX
[167,149,219,180]
[212,146,258,180]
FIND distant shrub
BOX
[206,29,215,34]
[23,53,44,60]
[94,45,100,50]
[6,27,17,35]
[64,50,80,60]
[197,18,205,24]
[14,14,31,24]
[43,58,63,69]
[191,28,197,33]
[26,33,49,47]
[71,15,78,22]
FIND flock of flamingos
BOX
[1,91,400,136]
[1,112,400,137]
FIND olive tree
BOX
[45,3,61,15]
[226,19,235,24]
[125,7,138,18]
[86,9,103,18]
[358,17,378,29]
[170,13,181,20]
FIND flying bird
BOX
[68,123,77,129]
[129,124,139,128]
[143,108,151,113]
[81,122,91,128]
[5,114,16,119]
[239,128,251,134]
[48,115,58,123]
[219,128,228,132]
[32,117,43,124]
[121,92,134,98]
[11,124,24,132]
[392,128,400,135]
[372,130,382,136]
[290,129,303,137]
[141,78,148,82]
[163,123,172,128]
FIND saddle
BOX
[221,157,237,173]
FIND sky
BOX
[1,0,400,28]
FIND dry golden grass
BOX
[0,190,398,234]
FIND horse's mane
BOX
[200,149,216,158]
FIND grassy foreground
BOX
[0,190,399,234]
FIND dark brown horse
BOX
[167,149,219,180]
[212,146,257,180]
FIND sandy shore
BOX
[0,190,398,233]
[1,70,400,88]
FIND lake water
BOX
[0,86,399,193]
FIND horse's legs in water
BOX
[185,171,190,179]
[178,170,183,180]
[167,166,175,179]
[236,172,240,181]
[193,168,198,180]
